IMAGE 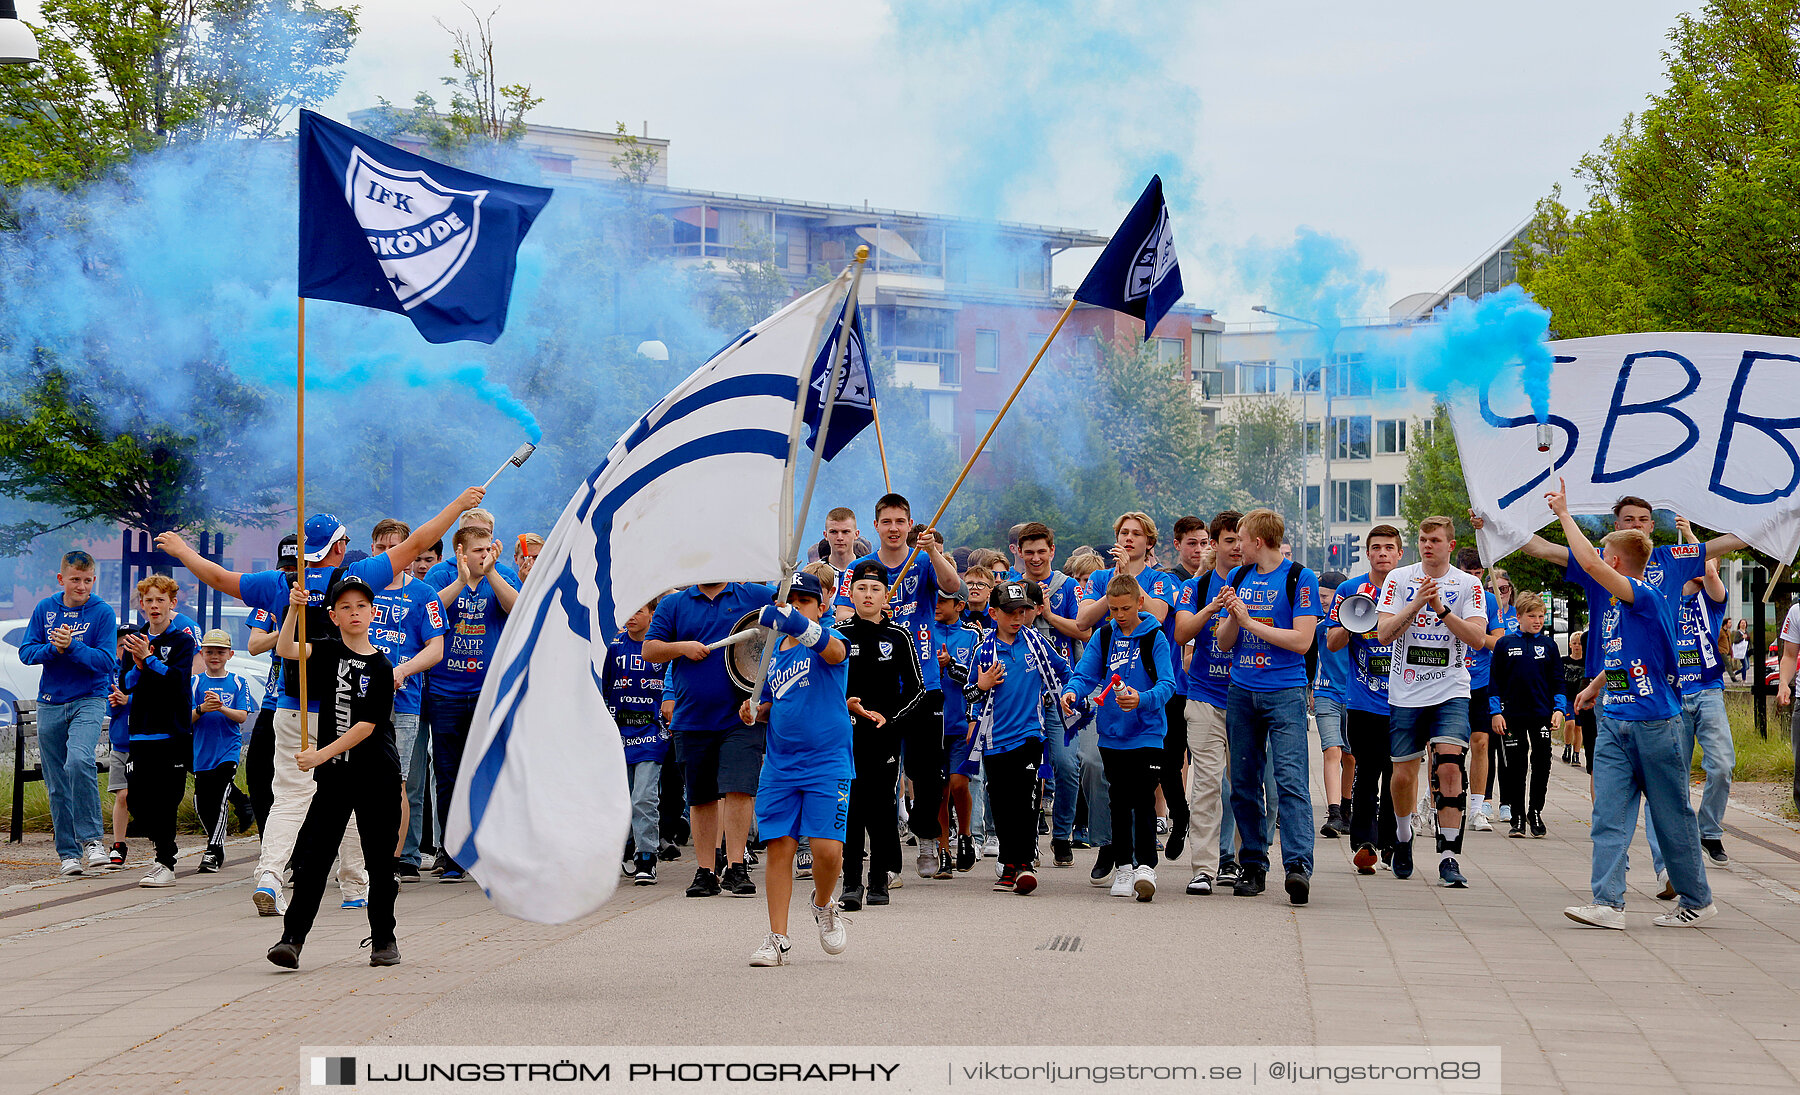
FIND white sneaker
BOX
[749,931,791,966]
[1654,903,1718,928]
[887,870,903,890]
[138,865,175,888]
[917,841,940,878]
[59,858,83,877]
[1498,804,1513,822]
[1471,812,1493,832]
[252,873,288,916]
[981,835,999,858]
[1133,864,1156,902]
[83,840,109,870]
[813,902,848,955]
[1564,903,1626,930]
[1109,865,1135,898]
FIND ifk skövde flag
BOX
[297,110,554,345]
[446,270,855,924]
[803,300,876,461]
[1074,175,1184,340]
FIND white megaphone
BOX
[1337,592,1380,633]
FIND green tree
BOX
[361,4,542,159]
[699,231,794,334]
[0,0,357,189]
[1223,396,1299,521]
[1516,0,1800,335]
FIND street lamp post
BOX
[0,0,40,65]
[1252,305,1336,567]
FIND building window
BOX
[1235,360,1285,394]
[1371,357,1405,391]
[770,229,790,270]
[1376,418,1406,454]
[972,409,999,454]
[1328,352,1370,397]
[1156,337,1187,373]
[1198,367,1223,401]
[1377,482,1404,518]
[1333,479,1372,524]
[974,329,999,373]
[1416,415,1435,445]
[1304,421,1321,456]
[927,392,956,434]
[1332,415,1372,460]
[1296,358,1323,392]
[1306,484,1321,516]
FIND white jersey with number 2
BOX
[1378,563,1487,708]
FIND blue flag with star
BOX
[803,300,875,460]
[297,110,555,345]
[1074,175,1184,340]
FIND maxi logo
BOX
[344,146,487,310]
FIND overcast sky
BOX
[40,0,1706,320]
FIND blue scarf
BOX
[968,626,1092,759]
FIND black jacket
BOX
[840,614,925,733]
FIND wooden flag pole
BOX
[886,297,1077,602]
[296,298,310,751]
[871,398,892,494]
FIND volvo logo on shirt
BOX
[345,146,486,310]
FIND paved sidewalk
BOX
[1,761,1797,1094]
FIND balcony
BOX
[889,348,962,391]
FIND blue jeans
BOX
[425,689,482,868]
[394,713,430,867]
[1226,684,1314,875]
[1680,688,1734,841]
[1076,722,1111,847]
[1218,746,1277,860]
[628,760,662,851]
[37,696,108,860]
[1592,715,1711,910]
[1042,700,1081,840]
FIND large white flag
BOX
[1453,332,1800,565]
[446,270,851,923]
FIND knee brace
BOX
[1432,751,1467,815]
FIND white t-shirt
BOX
[1378,562,1487,708]
[1778,606,1800,647]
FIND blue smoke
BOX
[1402,284,1553,420]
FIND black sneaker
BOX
[840,885,864,912]
[1163,826,1185,862]
[368,940,401,967]
[1232,867,1265,897]
[1216,858,1240,886]
[957,835,977,872]
[1528,811,1547,838]
[198,845,224,873]
[233,797,255,835]
[721,863,756,897]
[1392,839,1414,880]
[1438,857,1468,888]
[1052,838,1074,867]
[395,863,421,883]
[1509,817,1527,838]
[1701,838,1728,864]
[1090,845,1115,886]
[266,940,302,969]
[686,867,720,897]
[1285,869,1310,905]
[634,854,658,886]
[1320,804,1343,839]
[866,881,890,906]
[658,841,681,862]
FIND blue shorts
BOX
[945,732,979,776]
[755,776,851,843]
[680,723,765,804]
[1388,697,1471,762]
[1314,692,1347,753]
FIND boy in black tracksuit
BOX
[266,574,402,970]
[838,561,924,911]
[122,576,199,887]
[1488,592,1564,837]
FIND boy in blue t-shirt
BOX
[1215,508,1321,906]
[736,571,852,967]
[190,629,250,874]
[1312,571,1352,841]
[20,550,119,875]
[604,600,671,886]
[1546,482,1715,930]
[930,587,984,872]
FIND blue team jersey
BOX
[1500,606,1520,636]
[834,552,942,691]
[247,608,282,713]
[929,617,981,735]
[604,632,670,765]
[1568,543,1704,677]
[648,583,778,736]
[1227,561,1321,692]
[1675,588,1729,695]
[427,576,508,698]
[190,672,250,771]
[758,630,853,786]
[1469,587,1503,690]
[1332,574,1395,715]
[370,578,449,715]
[1175,571,1234,707]
[976,631,1070,756]
[1570,569,1682,721]
[1022,572,1084,664]
[1314,618,1350,700]
[238,555,396,711]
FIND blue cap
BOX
[304,513,349,562]
[785,570,826,601]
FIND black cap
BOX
[991,581,1033,611]
[1023,581,1045,606]
[326,573,375,606]
[848,561,889,588]
[937,585,967,604]
[278,534,300,570]
[785,570,826,601]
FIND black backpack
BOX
[1091,618,1160,686]
[1227,561,1319,684]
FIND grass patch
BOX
[1722,690,1797,783]
[2,764,233,836]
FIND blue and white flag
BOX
[445,270,854,923]
[804,302,875,460]
[297,110,554,345]
[1074,175,1184,340]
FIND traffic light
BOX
[1345,534,1361,569]
[1328,542,1343,566]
